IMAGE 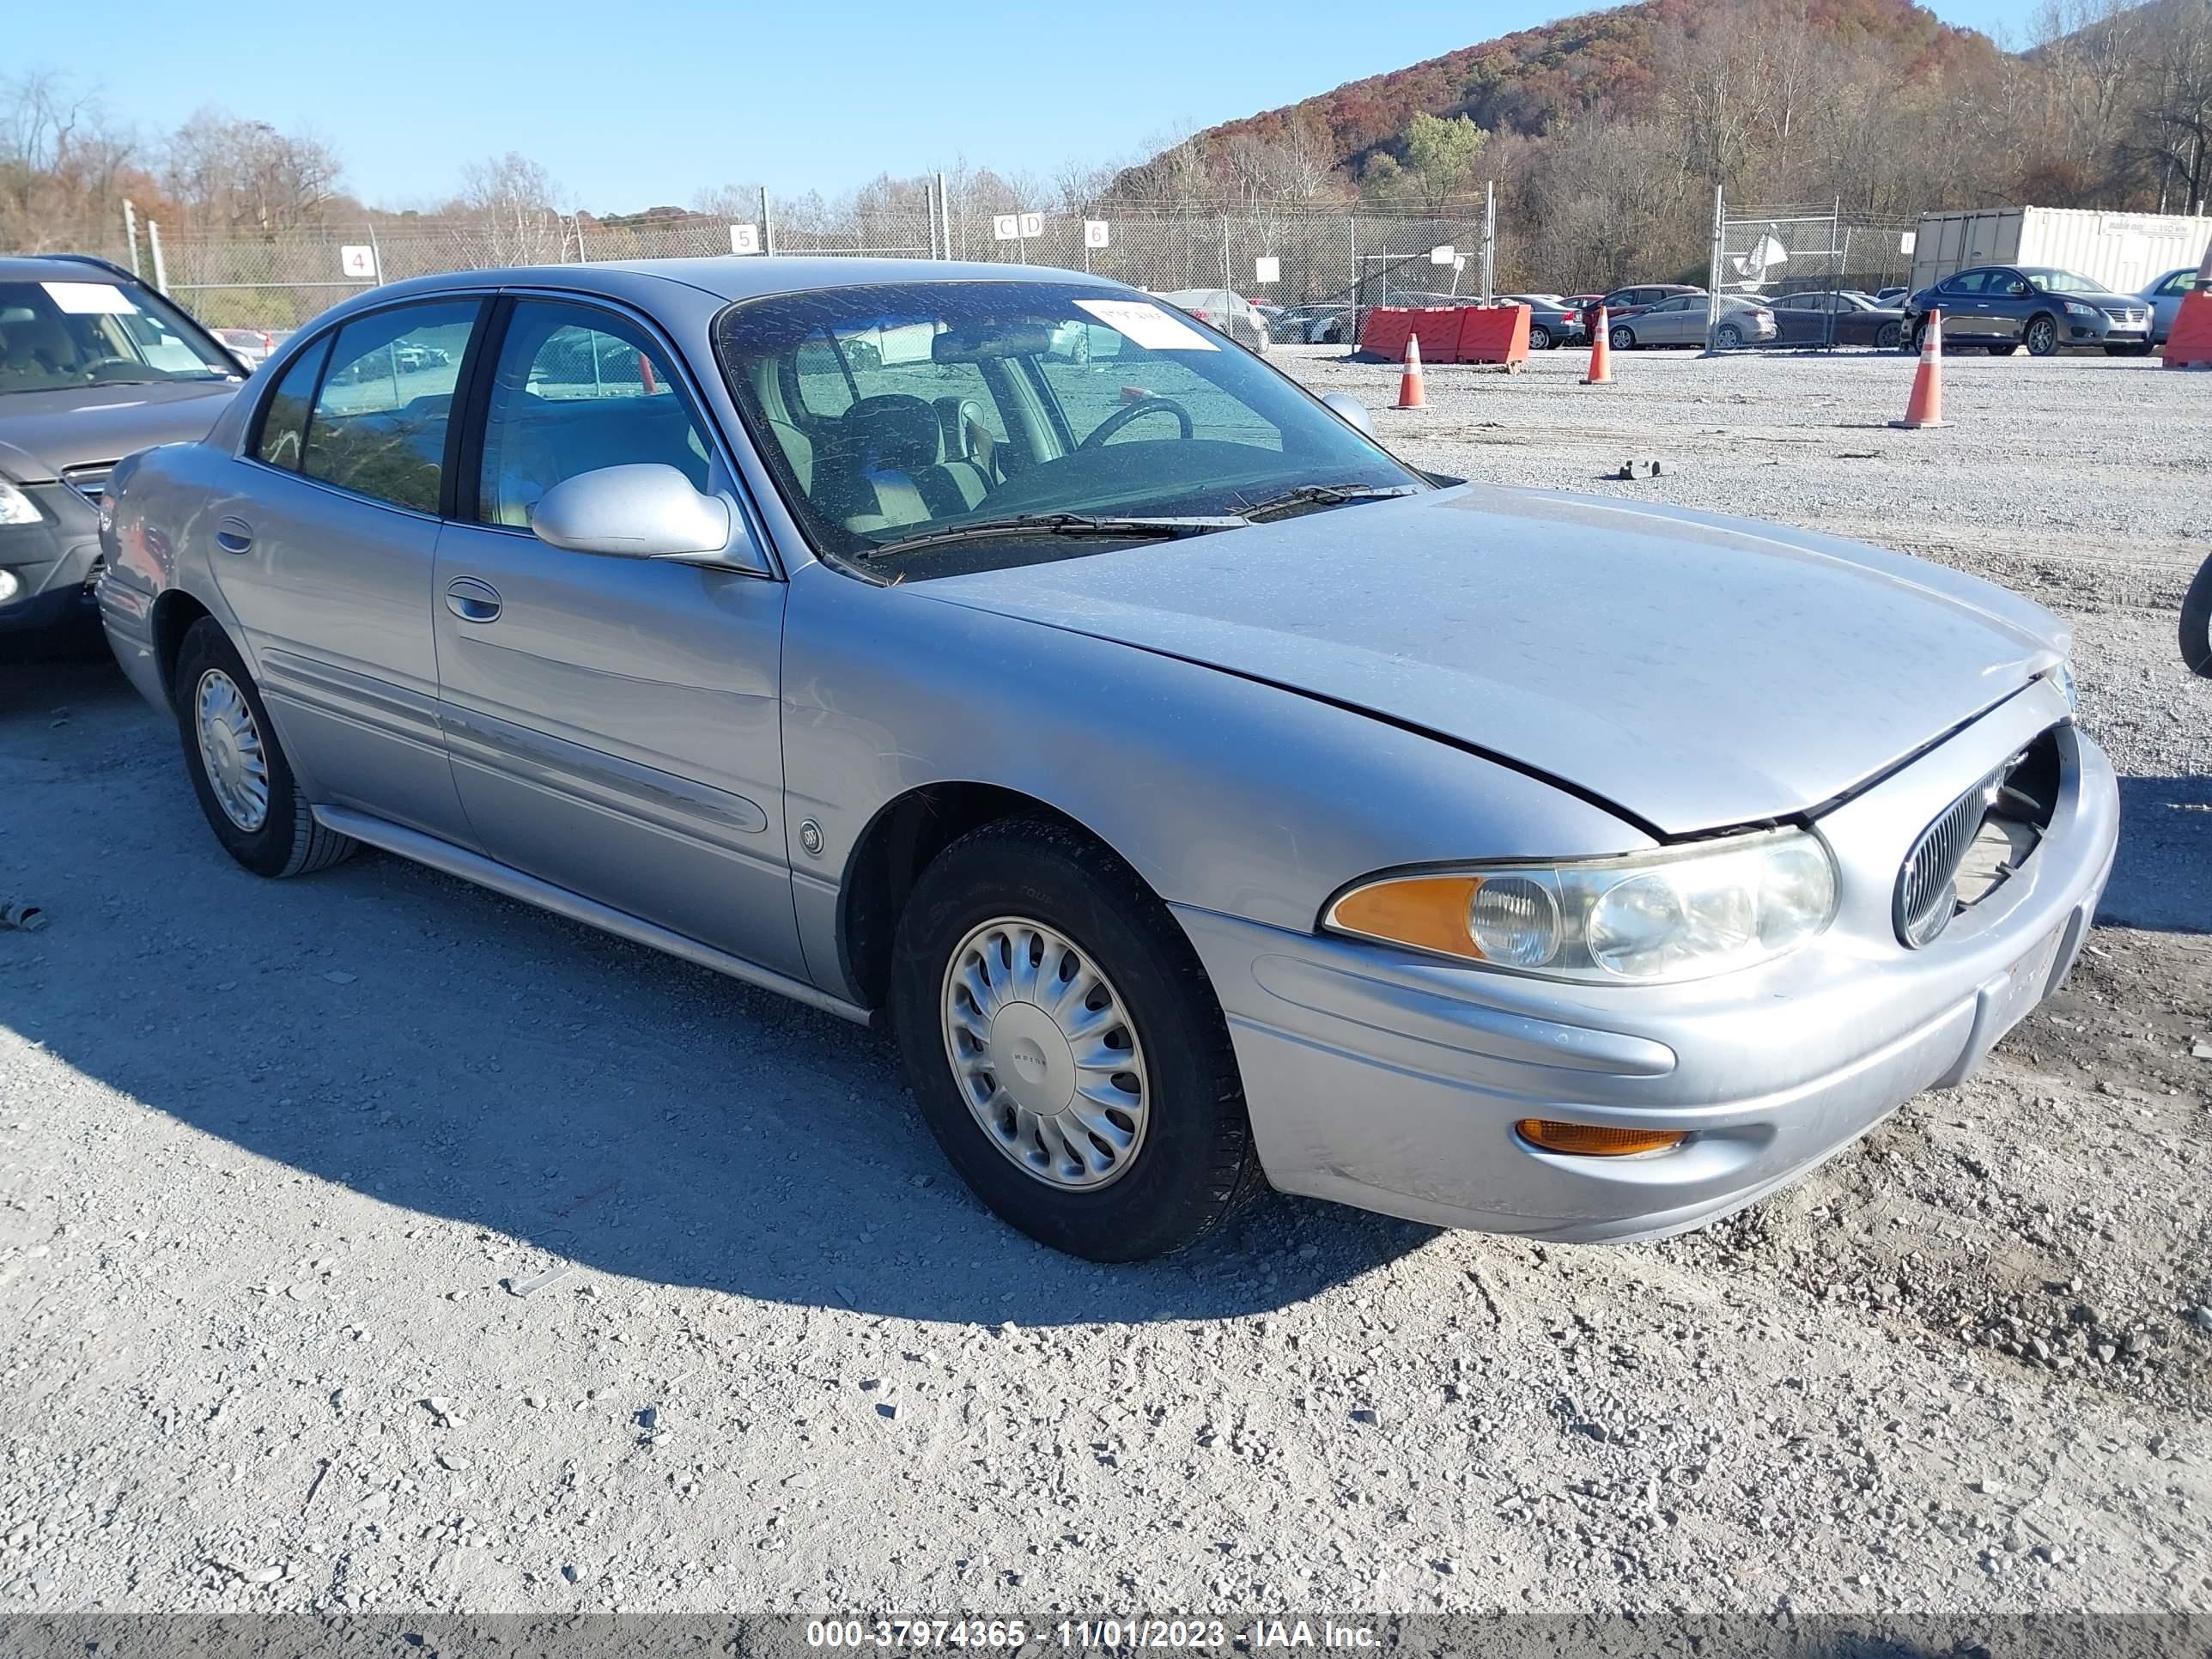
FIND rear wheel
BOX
[1875,322,1903,350]
[172,617,356,879]
[1714,322,1743,349]
[1987,343,2020,356]
[1528,324,1553,351]
[2024,314,2060,356]
[2183,554,2212,678]
[890,819,1261,1261]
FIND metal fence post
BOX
[1705,185,1723,354]
[122,201,142,277]
[761,186,775,257]
[148,221,167,294]
[367,222,385,285]
[1481,180,1496,302]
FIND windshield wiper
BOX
[1237,483,1425,522]
[859,512,1244,560]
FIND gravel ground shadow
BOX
[1,661,1434,1328]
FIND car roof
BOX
[357,257,1125,309]
[0,252,143,285]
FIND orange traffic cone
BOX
[1395,333,1426,409]
[1582,307,1613,385]
[1893,309,1946,429]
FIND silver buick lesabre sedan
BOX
[94,259,2118,1261]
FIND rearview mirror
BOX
[1321,392,1375,437]
[531,464,757,569]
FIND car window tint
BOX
[2165,272,2193,295]
[477,300,712,530]
[1942,272,1984,295]
[303,301,479,512]
[255,335,331,471]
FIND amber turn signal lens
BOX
[1515,1119,1687,1157]
[1327,875,1484,960]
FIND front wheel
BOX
[1610,325,1635,350]
[2025,315,2060,356]
[890,819,1261,1261]
[172,617,356,879]
[2183,554,2212,678]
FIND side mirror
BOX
[1321,392,1375,437]
[530,464,759,570]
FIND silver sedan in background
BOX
[97,258,2116,1261]
[1611,293,1778,349]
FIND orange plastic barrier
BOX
[1357,307,1462,362]
[2165,289,2212,369]
[1455,303,1530,367]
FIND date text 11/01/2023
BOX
[805,1621,1382,1650]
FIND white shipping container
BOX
[1908,206,2212,297]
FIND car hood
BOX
[0,380,237,481]
[915,485,2068,836]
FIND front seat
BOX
[816,394,984,534]
[2,316,78,380]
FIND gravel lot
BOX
[2,346,2209,1621]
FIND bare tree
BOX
[167,108,343,233]
[453,151,568,264]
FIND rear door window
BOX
[303,301,482,513]
[255,335,332,471]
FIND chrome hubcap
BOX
[941,916,1149,1192]
[194,669,270,832]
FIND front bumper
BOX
[1176,685,2118,1243]
[2069,309,2150,344]
[0,481,103,637]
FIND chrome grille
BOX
[62,463,115,505]
[1894,767,2002,948]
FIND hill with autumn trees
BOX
[1102,0,2212,289]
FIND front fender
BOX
[780,562,1653,1004]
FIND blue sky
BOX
[18,0,2035,213]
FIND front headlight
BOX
[1323,828,1838,984]
[0,479,42,527]
[2054,659,2078,714]
[2063,301,2098,318]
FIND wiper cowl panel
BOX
[860,512,1244,560]
[1237,483,1425,523]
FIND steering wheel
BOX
[1078,396,1194,450]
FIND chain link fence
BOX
[9,203,1505,333]
[1711,198,1920,349]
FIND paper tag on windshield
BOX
[42,282,139,315]
[1073,299,1218,351]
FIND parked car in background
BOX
[0,253,243,641]
[210,326,280,370]
[1583,284,1702,333]
[1873,287,1907,306]
[96,258,2114,1262]
[1499,295,1586,350]
[1156,289,1269,353]
[1903,265,2152,356]
[1265,302,1352,344]
[2142,267,2198,345]
[1607,293,1776,349]
[1768,290,1908,349]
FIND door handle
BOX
[214,517,253,554]
[444,576,501,624]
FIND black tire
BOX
[1528,324,1552,351]
[2183,553,2212,678]
[1911,319,1934,354]
[890,818,1262,1261]
[1987,343,2020,356]
[1610,324,1635,350]
[2024,314,2060,356]
[172,617,356,879]
[1875,322,1903,350]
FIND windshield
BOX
[714,281,1423,571]
[2021,269,2106,294]
[0,278,238,393]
